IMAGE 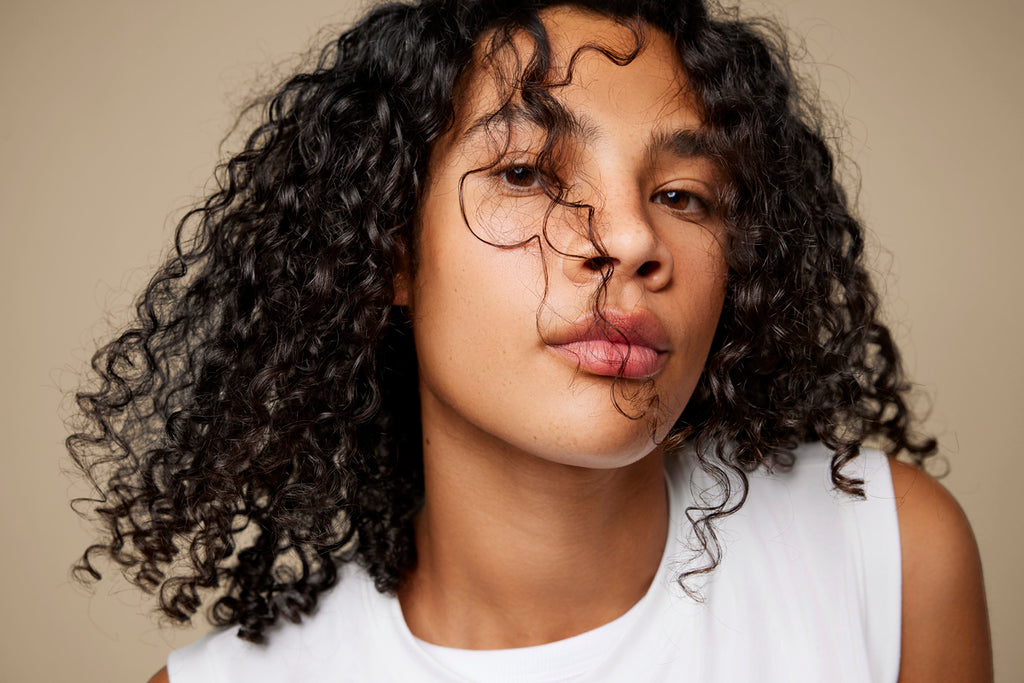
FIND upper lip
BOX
[545,309,670,352]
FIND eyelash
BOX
[494,163,546,193]
[494,164,711,219]
[651,188,709,217]
[502,165,538,187]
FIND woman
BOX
[68,0,991,680]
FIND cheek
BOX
[461,179,592,256]
[668,226,728,312]
[660,232,728,394]
[410,204,547,383]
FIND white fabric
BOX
[168,443,901,682]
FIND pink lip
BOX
[546,310,670,379]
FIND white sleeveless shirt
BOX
[168,443,901,682]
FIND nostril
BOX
[583,256,615,272]
[636,260,659,277]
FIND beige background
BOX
[1,0,1020,680]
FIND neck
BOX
[398,410,668,649]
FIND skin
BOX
[396,9,726,648]
[891,460,992,681]
[149,7,992,681]
[147,459,993,680]
[148,465,992,681]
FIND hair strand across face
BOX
[68,0,935,642]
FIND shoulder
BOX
[147,668,169,683]
[162,565,396,682]
[889,460,993,682]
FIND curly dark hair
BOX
[69,0,935,643]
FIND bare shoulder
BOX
[889,459,992,682]
[147,667,169,683]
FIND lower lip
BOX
[548,340,666,379]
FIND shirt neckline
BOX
[378,465,683,682]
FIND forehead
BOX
[447,6,700,148]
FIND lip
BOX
[545,310,670,379]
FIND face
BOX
[403,7,728,469]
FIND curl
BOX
[69,0,936,641]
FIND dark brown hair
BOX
[69,0,934,643]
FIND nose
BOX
[562,193,673,291]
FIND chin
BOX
[509,380,688,469]
[531,414,668,470]
[545,444,660,471]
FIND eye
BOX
[501,165,540,188]
[653,188,708,214]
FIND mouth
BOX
[546,310,670,380]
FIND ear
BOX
[392,261,412,307]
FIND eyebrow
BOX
[459,106,715,162]
[459,106,597,147]
[646,127,714,160]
